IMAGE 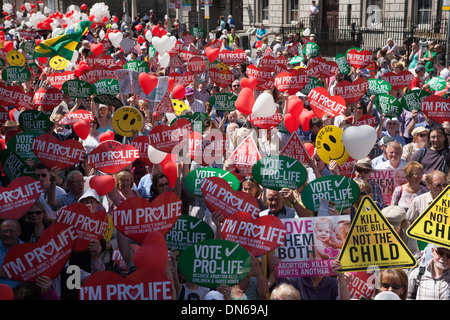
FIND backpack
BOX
[224,21,230,31]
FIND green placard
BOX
[7,131,41,162]
[62,79,94,98]
[400,89,431,112]
[366,78,392,96]
[208,93,237,112]
[175,112,208,133]
[2,66,31,83]
[252,155,308,191]
[300,76,322,95]
[289,55,304,65]
[124,60,150,73]
[375,93,403,118]
[184,167,240,197]
[18,109,52,134]
[93,78,120,96]
[94,94,124,108]
[0,149,36,182]
[301,175,360,212]
[191,27,206,38]
[335,53,351,75]
[425,76,447,91]
[21,40,36,55]
[304,42,320,58]
[165,215,214,252]
[178,239,252,289]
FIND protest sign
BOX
[56,203,109,252]
[85,54,115,67]
[381,70,414,90]
[338,197,416,272]
[334,53,352,75]
[62,79,94,98]
[130,135,151,166]
[301,175,360,212]
[148,117,191,153]
[79,268,173,300]
[346,47,373,69]
[425,76,447,91]
[169,71,195,87]
[0,83,32,107]
[209,93,237,112]
[124,60,150,73]
[2,66,31,83]
[407,186,450,248]
[333,77,369,104]
[248,111,282,130]
[227,135,261,176]
[252,155,308,191]
[188,130,226,166]
[369,168,405,206]
[0,176,42,220]
[400,89,431,112]
[221,211,286,256]
[33,87,65,111]
[178,239,252,289]
[154,91,176,113]
[421,94,450,124]
[375,93,403,118]
[7,131,40,162]
[305,57,339,78]
[165,215,214,252]
[352,113,378,127]
[280,131,312,165]
[32,133,86,169]
[60,109,94,125]
[300,76,322,95]
[208,67,235,88]
[275,216,351,277]
[47,71,75,89]
[112,192,182,243]
[87,140,139,174]
[304,42,320,58]
[92,78,120,96]
[346,271,377,300]
[0,149,36,182]
[1,223,77,282]
[366,78,392,96]
[308,87,347,118]
[18,109,52,134]
[274,69,309,95]
[218,49,247,66]
[246,65,274,85]
[184,167,240,197]
[187,55,207,74]
[112,106,144,137]
[201,176,260,219]
[315,125,349,165]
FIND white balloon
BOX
[158,53,170,68]
[98,30,105,40]
[252,92,277,117]
[147,145,167,164]
[303,28,311,37]
[8,29,15,36]
[109,32,123,47]
[145,29,152,42]
[70,50,79,63]
[52,28,62,38]
[152,35,176,55]
[342,125,377,160]
[165,113,177,123]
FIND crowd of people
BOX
[0,5,449,302]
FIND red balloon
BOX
[205,47,220,63]
[73,119,90,140]
[89,175,116,196]
[137,35,145,44]
[304,143,315,158]
[3,41,14,52]
[132,231,168,272]
[80,3,87,10]
[240,77,257,91]
[235,87,254,115]
[167,77,174,93]
[0,284,14,300]
[151,25,160,37]
[284,113,300,134]
[99,130,115,143]
[299,109,315,132]
[135,24,143,32]
[153,112,162,121]
[286,95,304,119]
[162,161,177,188]
[90,42,103,56]
[172,84,186,100]
[139,73,158,94]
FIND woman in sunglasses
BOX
[19,202,53,243]
[375,269,408,300]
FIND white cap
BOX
[79,188,100,203]
[374,291,401,300]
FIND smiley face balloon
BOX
[49,55,69,70]
[112,106,144,137]
[315,125,349,165]
[6,49,26,66]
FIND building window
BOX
[417,0,432,24]
[261,0,269,21]
[290,0,299,22]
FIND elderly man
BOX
[48,170,85,210]
[372,136,395,168]
[259,189,310,218]
[0,219,22,287]
[184,86,206,113]
[375,141,406,170]
[354,158,385,209]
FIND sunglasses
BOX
[381,283,402,290]
[232,85,241,88]
[28,211,43,216]
[36,173,48,178]
[359,192,368,196]
[418,133,428,137]
[158,182,169,188]
[355,167,371,174]
[435,249,450,259]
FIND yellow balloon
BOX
[49,55,69,70]
[112,106,144,137]
[315,125,349,165]
[172,99,190,115]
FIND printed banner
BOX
[165,215,215,252]
[87,140,139,174]
[0,176,42,220]
[369,168,405,206]
[184,167,240,197]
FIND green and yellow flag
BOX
[34,20,92,61]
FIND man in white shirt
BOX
[375,141,407,170]
[184,86,206,113]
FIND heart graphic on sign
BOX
[56,203,109,252]
[132,231,168,272]
[246,65,274,84]
[346,48,373,69]
[79,268,172,300]
[421,95,450,124]
[1,223,77,282]
[0,176,42,220]
[149,118,191,153]
[218,49,247,66]
[169,71,195,87]
[208,67,235,88]
[201,176,261,220]
[274,69,309,95]
[220,211,286,256]
[381,70,414,91]
[32,133,86,169]
[334,77,369,104]
[88,140,139,174]
[308,87,347,118]
[113,192,182,243]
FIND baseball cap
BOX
[79,188,100,203]
[415,65,425,72]
[379,136,395,147]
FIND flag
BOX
[34,20,92,61]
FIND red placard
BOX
[130,135,152,166]
[31,133,86,169]
[305,57,339,78]
[220,211,286,257]
[1,223,77,282]
[346,48,374,69]
[47,71,75,89]
[189,130,226,167]
[149,118,191,154]
[169,71,195,87]
[78,64,121,84]
[246,65,274,84]
[333,77,369,104]
[218,49,247,66]
[56,203,109,252]
[227,135,261,176]
[274,69,309,95]
[201,177,260,219]
[421,95,450,124]
[307,87,347,117]
[208,67,235,88]
[33,87,65,111]
[79,268,173,300]
[87,140,140,174]
[248,111,282,130]
[187,55,207,74]
[85,54,116,68]
[280,131,312,165]
[60,110,94,125]
[112,192,182,243]
[0,176,43,220]
[381,70,414,91]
